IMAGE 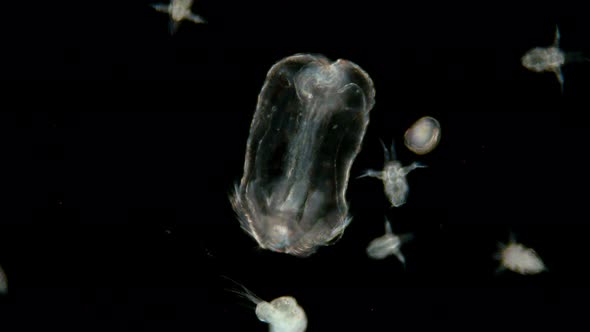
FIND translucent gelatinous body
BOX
[366,217,413,266]
[359,141,425,207]
[231,54,376,257]
[404,116,441,155]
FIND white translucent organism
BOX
[521,25,589,93]
[404,116,441,155]
[359,141,426,207]
[495,234,546,275]
[366,217,413,266]
[151,0,207,34]
[256,297,307,332]
[227,279,307,332]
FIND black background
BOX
[1,0,589,331]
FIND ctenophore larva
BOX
[231,53,376,257]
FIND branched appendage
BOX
[379,139,390,162]
[402,162,427,176]
[394,251,406,268]
[379,139,399,162]
[357,169,383,179]
[553,24,560,46]
[187,13,207,24]
[168,20,180,35]
[151,3,170,13]
[557,70,564,94]
[388,140,397,161]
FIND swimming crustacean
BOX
[521,25,589,93]
[359,140,426,207]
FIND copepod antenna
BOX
[390,139,398,161]
[379,139,390,162]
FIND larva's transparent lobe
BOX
[231,54,376,257]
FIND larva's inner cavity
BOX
[231,54,376,257]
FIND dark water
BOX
[1,1,589,331]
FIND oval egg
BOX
[404,116,441,155]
